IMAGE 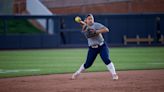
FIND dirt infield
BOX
[0,70,164,92]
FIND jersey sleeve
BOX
[94,23,105,30]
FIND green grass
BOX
[0,19,44,34]
[0,47,164,78]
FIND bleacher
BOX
[123,35,154,45]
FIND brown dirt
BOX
[0,70,164,92]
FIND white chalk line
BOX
[147,62,164,65]
[0,69,40,74]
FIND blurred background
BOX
[0,0,164,49]
[0,0,164,78]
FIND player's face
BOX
[86,16,94,26]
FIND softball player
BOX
[72,14,118,80]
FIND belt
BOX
[90,42,104,48]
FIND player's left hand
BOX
[89,29,97,34]
[85,29,98,38]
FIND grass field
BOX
[0,47,164,78]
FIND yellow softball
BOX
[75,16,81,23]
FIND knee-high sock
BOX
[106,62,117,75]
[76,64,85,74]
